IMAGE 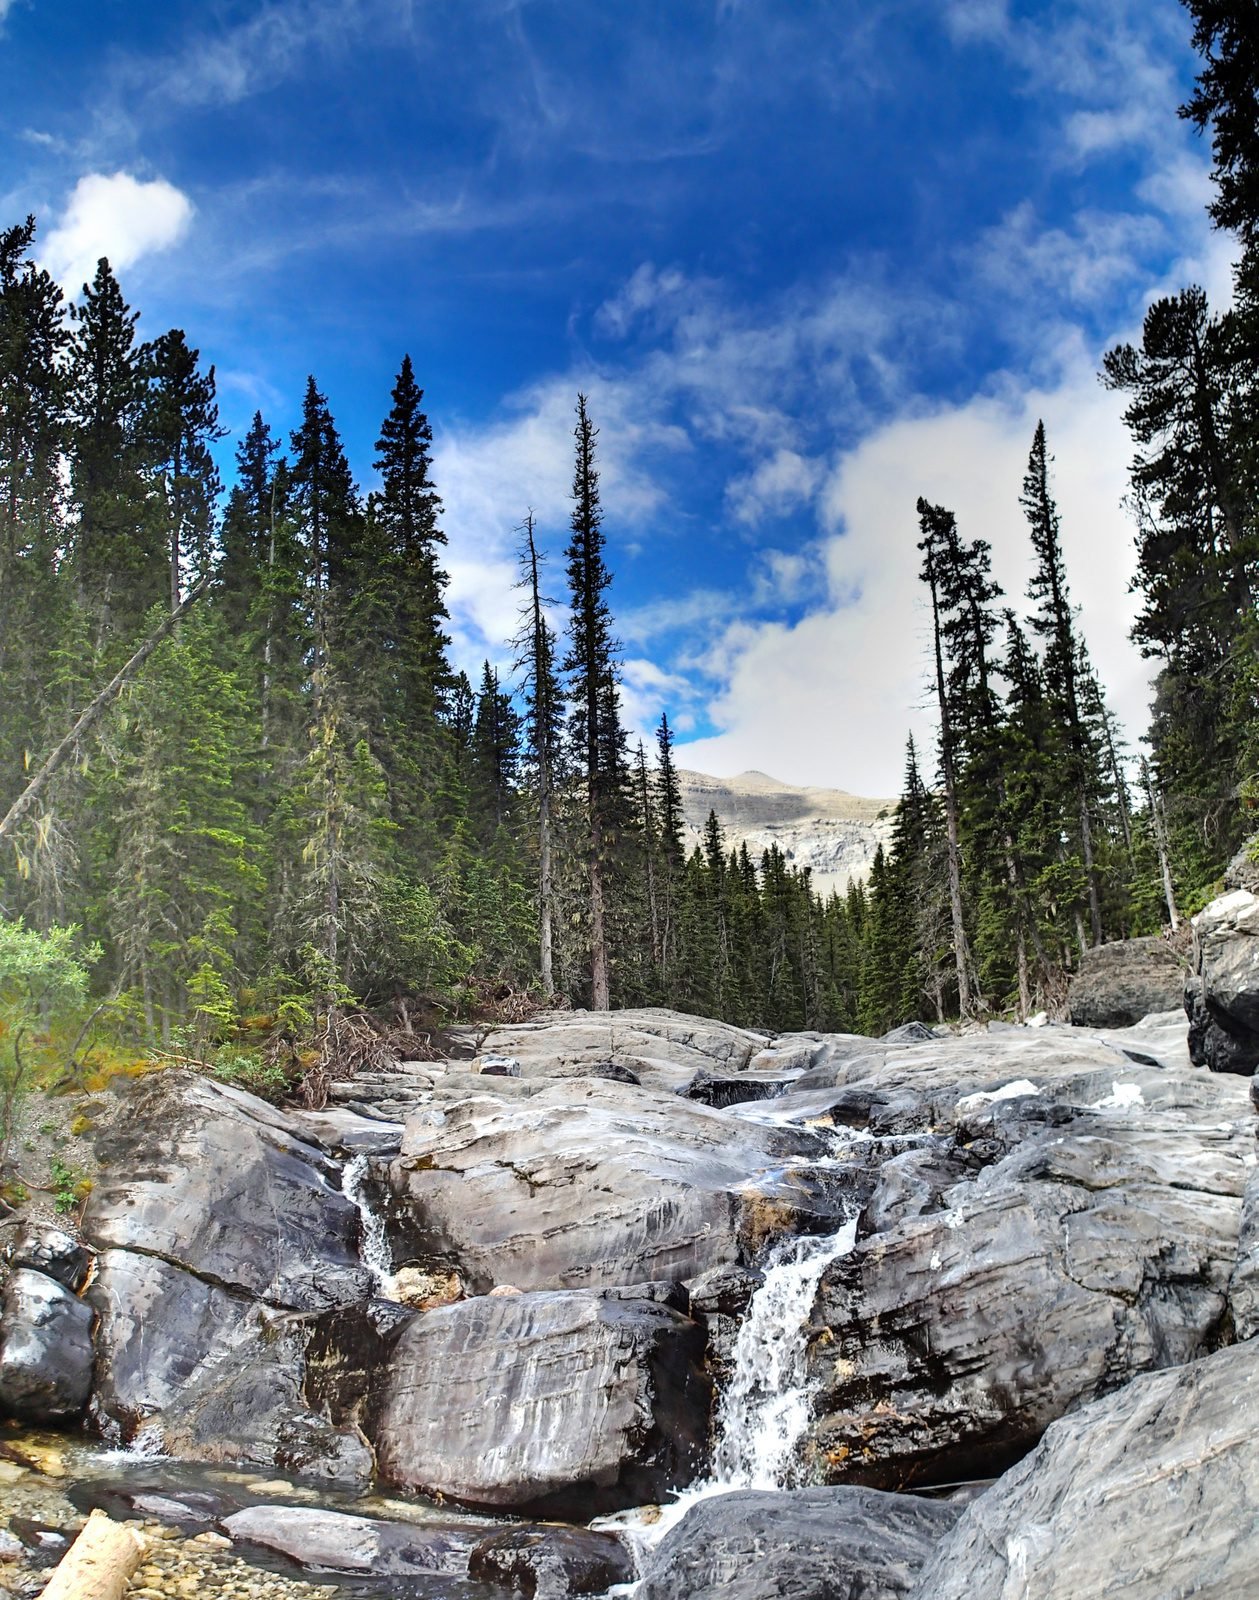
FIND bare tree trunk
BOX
[1143,756,1180,932]
[0,574,211,848]
[40,1510,145,1600]
[589,813,609,1010]
[1079,791,1103,946]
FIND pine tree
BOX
[562,395,626,1009]
[68,258,160,631]
[515,512,563,996]
[1022,421,1104,950]
[141,329,223,610]
[917,498,975,1017]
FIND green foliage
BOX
[0,919,99,1166]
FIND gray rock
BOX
[374,1289,710,1515]
[84,1070,372,1310]
[1067,936,1188,1028]
[0,1223,92,1292]
[223,1504,486,1575]
[155,1307,373,1483]
[1228,1163,1259,1340]
[808,1098,1252,1488]
[0,1268,93,1421]
[881,1022,938,1043]
[388,1076,842,1293]
[637,1486,960,1600]
[1225,838,1259,893]
[468,1525,634,1598]
[1188,889,1259,1074]
[474,1008,769,1096]
[89,1248,373,1478]
[912,1337,1259,1600]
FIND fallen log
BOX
[39,1509,146,1600]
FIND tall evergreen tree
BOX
[1022,420,1105,949]
[141,329,223,610]
[68,258,159,630]
[562,395,626,1009]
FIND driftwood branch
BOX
[39,1509,146,1600]
[0,574,212,848]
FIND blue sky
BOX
[0,0,1234,793]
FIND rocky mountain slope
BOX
[678,768,895,894]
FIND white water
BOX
[710,1216,858,1491]
[597,1214,859,1583]
[341,1153,396,1295]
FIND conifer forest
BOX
[1,0,1258,1095]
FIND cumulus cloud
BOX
[676,349,1149,797]
[41,172,193,292]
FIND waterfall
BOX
[341,1152,396,1295]
[709,1216,858,1491]
[598,1213,858,1584]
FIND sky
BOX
[0,0,1237,795]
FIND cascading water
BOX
[340,1152,396,1296]
[709,1215,858,1491]
[599,1212,859,1588]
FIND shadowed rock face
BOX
[387,1075,844,1293]
[1188,889,1259,1074]
[1067,936,1187,1028]
[912,1337,1259,1600]
[468,1525,635,1597]
[636,1486,960,1600]
[374,1289,710,1516]
[804,1050,1253,1489]
[0,1267,93,1421]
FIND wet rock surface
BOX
[84,1073,371,1311]
[387,1075,841,1293]
[806,1054,1252,1487]
[912,1336,1259,1599]
[4,1003,1258,1597]
[0,1269,93,1422]
[636,1485,960,1600]
[375,1288,710,1516]
[467,1524,634,1597]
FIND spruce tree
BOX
[916,498,975,1017]
[515,512,563,995]
[1021,421,1104,950]
[68,258,159,631]
[141,328,223,609]
[562,395,626,1009]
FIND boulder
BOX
[88,1248,372,1479]
[0,1268,93,1422]
[912,1337,1259,1599]
[1067,936,1187,1028]
[807,1095,1252,1488]
[84,1070,372,1310]
[223,1504,485,1576]
[0,1223,92,1292]
[636,1486,960,1600]
[388,1075,843,1293]
[468,1525,635,1597]
[473,1008,770,1095]
[373,1289,710,1516]
[1188,889,1259,1074]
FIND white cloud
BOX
[727,448,824,524]
[677,347,1150,797]
[41,172,193,292]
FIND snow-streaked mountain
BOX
[677,769,896,898]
